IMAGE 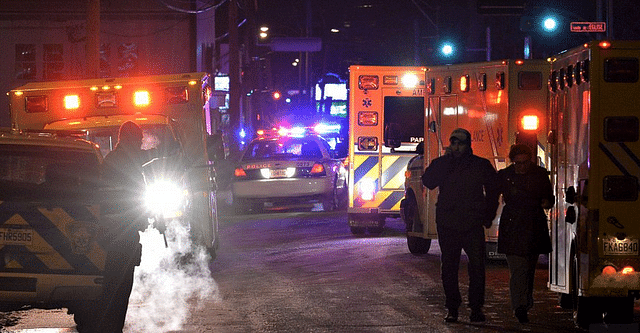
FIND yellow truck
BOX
[547,40,640,328]
[8,72,222,260]
[0,129,106,326]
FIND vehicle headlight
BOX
[144,179,187,218]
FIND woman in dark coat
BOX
[497,144,554,324]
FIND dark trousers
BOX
[506,254,538,312]
[95,244,140,333]
[437,226,486,310]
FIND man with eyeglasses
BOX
[422,128,499,323]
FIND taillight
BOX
[234,168,247,178]
[622,266,635,274]
[310,163,325,176]
[602,266,616,275]
[521,115,539,131]
[64,95,80,110]
[134,90,150,107]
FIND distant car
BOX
[232,134,348,214]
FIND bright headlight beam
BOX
[144,179,184,218]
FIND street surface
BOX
[1,205,639,332]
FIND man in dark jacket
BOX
[422,128,499,323]
[497,144,553,324]
[94,121,153,333]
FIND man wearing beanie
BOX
[422,128,499,323]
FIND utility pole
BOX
[86,0,100,78]
[229,0,241,155]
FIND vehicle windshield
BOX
[242,138,323,161]
[87,124,180,158]
[0,145,100,201]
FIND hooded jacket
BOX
[422,151,499,231]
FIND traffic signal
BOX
[272,91,281,100]
[440,42,455,57]
[541,15,559,34]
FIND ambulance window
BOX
[566,65,574,87]
[604,58,639,82]
[383,96,424,147]
[574,62,582,85]
[603,175,638,201]
[581,60,590,82]
[518,71,542,90]
[426,78,435,95]
[478,73,487,91]
[549,71,557,92]
[604,116,639,142]
[495,72,505,90]
[443,76,452,93]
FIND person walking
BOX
[422,128,499,323]
[497,144,554,324]
[93,121,154,333]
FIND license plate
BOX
[270,169,287,178]
[0,228,34,245]
[603,238,639,255]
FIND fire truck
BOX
[347,66,426,234]
[547,41,640,328]
[8,72,222,260]
[401,59,550,258]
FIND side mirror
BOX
[565,186,576,204]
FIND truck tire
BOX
[403,196,431,254]
[350,226,365,234]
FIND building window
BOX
[44,44,64,80]
[15,44,36,80]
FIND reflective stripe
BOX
[0,201,104,274]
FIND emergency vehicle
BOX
[547,41,640,328]
[401,59,550,258]
[0,129,105,327]
[8,72,222,260]
[347,66,426,234]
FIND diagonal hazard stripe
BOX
[618,143,640,168]
[0,201,101,273]
[599,142,631,176]
[354,155,378,185]
[381,156,410,189]
[0,245,50,273]
[379,191,405,210]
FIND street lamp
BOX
[440,42,455,57]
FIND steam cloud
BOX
[124,221,219,332]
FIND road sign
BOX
[570,22,606,33]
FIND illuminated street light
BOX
[441,43,454,57]
[541,16,558,33]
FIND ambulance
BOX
[0,129,106,326]
[547,41,640,328]
[347,66,426,234]
[402,59,550,258]
[8,72,222,260]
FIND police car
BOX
[232,131,348,214]
[0,129,106,327]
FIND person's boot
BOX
[444,308,458,322]
[470,308,486,322]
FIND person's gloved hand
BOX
[153,218,167,234]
